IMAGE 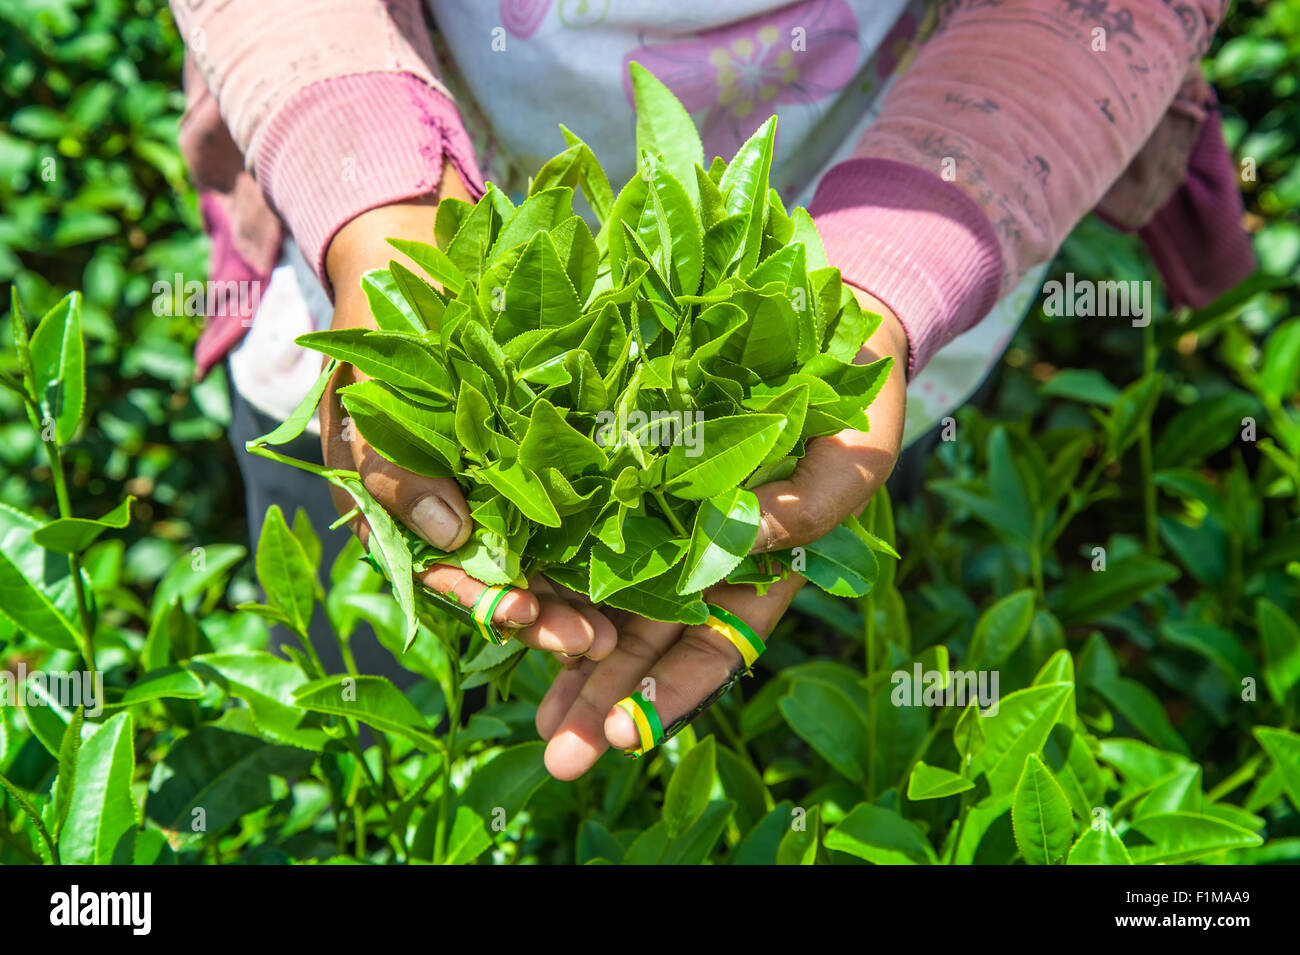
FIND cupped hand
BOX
[537,290,910,780]
[537,574,803,780]
[319,175,616,660]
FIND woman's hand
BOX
[537,290,909,779]
[319,173,616,661]
[537,574,802,780]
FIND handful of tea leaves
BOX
[249,64,892,647]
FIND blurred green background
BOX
[1,0,246,604]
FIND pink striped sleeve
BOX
[810,0,1231,375]
[255,73,485,289]
[169,0,485,292]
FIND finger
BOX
[513,581,594,654]
[341,502,539,631]
[323,365,538,629]
[749,428,893,553]
[417,563,539,628]
[536,656,596,740]
[491,574,615,657]
[542,616,683,781]
[604,577,801,752]
[543,578,621,660]
[570,602,618,661]
[323,363,473,551]
[354,441,472,551]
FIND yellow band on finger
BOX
[704,604,765,671]
[471,585,512,645]
[614,691,663,757]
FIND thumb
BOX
[750,426,898,554]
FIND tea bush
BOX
[0,0,1298,865]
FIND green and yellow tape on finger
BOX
[614,603,765,757]
[420,584,514,645]
[704,604,765,670]
[470,584,512,645]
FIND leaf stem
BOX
[1047,454,1107,550]
[245,443,336,479]
[1139,319,1159,553]
[0,771,55,862]
[651,488,688,537]
[1206,752,1263,803]
[946,794,972,865]
[342,726,407,862]
[43,437,95,674]
[433,659,463,864]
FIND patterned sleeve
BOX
[809,0,1232,375]
[169,0,485,292]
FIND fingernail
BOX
[491,591,534,628]
[410,495,463,548]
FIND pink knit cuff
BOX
[809,158,1004,378]
[253,71,486,296]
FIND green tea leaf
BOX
[339,378,458,476]
[773,523,879,598]
[1126,812,1261,864]
[328,473,417,647]
[518,397,608,477]
[497,231,583,338]
[32,495,133,555]
[590,515,688,602]
[361,267,424,334]
[663,413,785,500]
[1052,555,1180,625]
[1258,599,1300,706]
[293,675,439,751]
[677,487,760,594]
[559,125,615,224]
[145,726,315,836]
[255,504,317,638]
[297,328,452,399]
[599,566,709,624]
[779,678,869,782]
[974,682,1074,795]
[663,736,715,837]
[1011,753,1073,865]
[28,291,85,444]
[491,187,574,264]
[967,588,1036,668]
[907,761,976,800]
[389,260,447,334]
[1254,726,1300,813]
[775,805,820,865]
[718,116,775,275]
[60,712,137,864]
[1067,822,1133,864]
[388,237,468,296]
[629,61,704,207]
[1105,373,1163,458]
[0,501,83,651]
[477,459,562,528]
[824,802,935,864]
[1039,369,1121,407]
[245,359,338,450]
